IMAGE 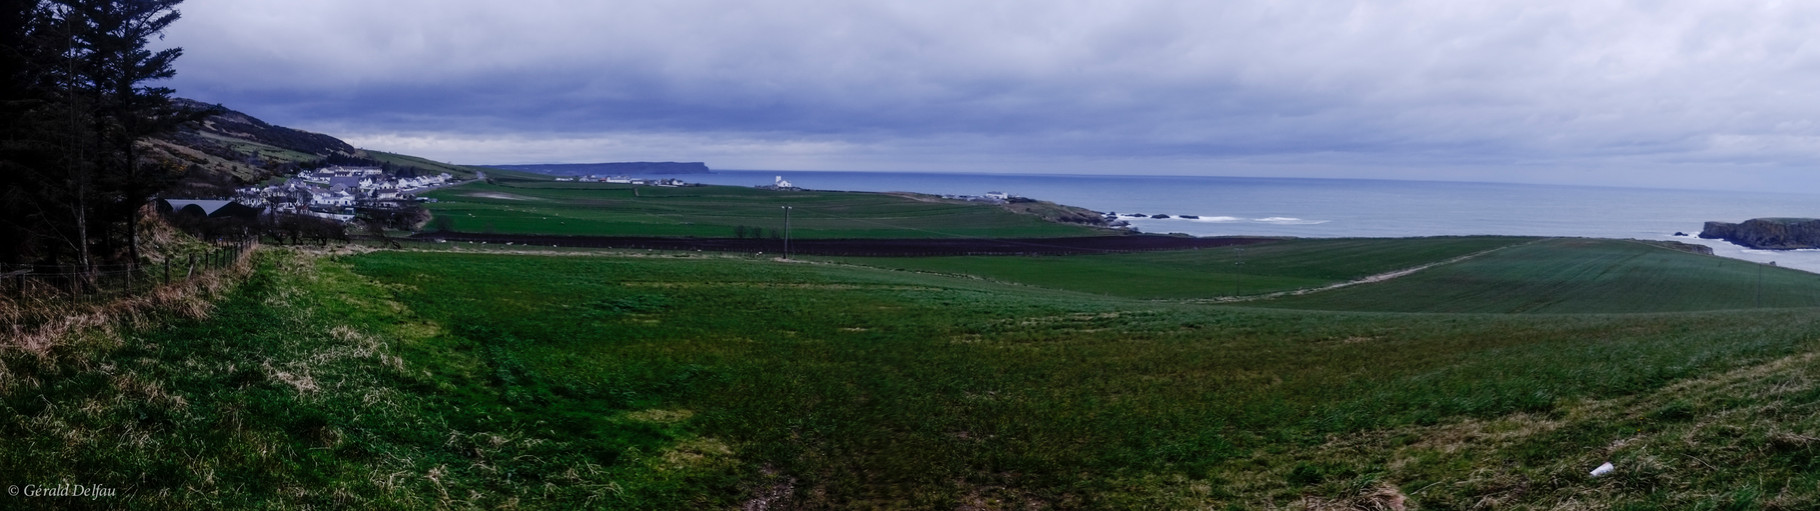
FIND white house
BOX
[312,191,356,208]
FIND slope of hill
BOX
[143,99,488,196]
[142,99,353,185]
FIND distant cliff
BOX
[488,162,711,176]
[1699,218,1820,249]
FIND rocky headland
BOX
[1699,218,1820,249]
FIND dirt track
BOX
[406,232,1280,257]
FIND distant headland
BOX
[486,162,711,176]
[1700,218,1820,250]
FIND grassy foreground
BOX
[6,239,1820,508]
[420,180,1108,239]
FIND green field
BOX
[826,236,1820,311]
[825,236,1531,299]
[345,245,1820,508]
[1257,237,1820,312]
[420,180,1110,239]
[13,237,1820,508]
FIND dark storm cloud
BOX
[158,1,1820,188]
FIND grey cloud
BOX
[156,0,1820,189]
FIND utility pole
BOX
[781,206,793,260]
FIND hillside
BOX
[143,99,489,196]
[142,100,353,187]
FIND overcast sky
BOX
[158,1,1820,190]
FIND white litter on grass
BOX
[1591,461,1614,477]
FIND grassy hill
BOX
[364,149,488,180]
[10,237,1820,508]
[420,180,1112,239]
[143,100,493,193]
[143,99,363,187]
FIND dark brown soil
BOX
[405,232,1281,257]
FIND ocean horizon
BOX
[645,169,1820,273]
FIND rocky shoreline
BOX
[1699,218,1820,250]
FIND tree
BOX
[64,0,192,267]
[0,0,55,266]
[0,0,199,271]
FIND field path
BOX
[1207,238,1546,303]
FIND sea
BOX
[674,170,1820,273]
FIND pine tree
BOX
[62,0,189,267]
[0,1,196,270]
[0,0,54,266]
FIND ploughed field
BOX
[420,177,1109,239]
[13,236,1820,509]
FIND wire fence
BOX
[1,239,257,304]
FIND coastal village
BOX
[162,165,456,222]
[170,166,709,224]
[272,166,454,220]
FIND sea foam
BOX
[1255,217,1330,225]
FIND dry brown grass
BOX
[0,208,253,360]
[1298,483,1410,511]
[1185,349,1820,509]
[0,244,257,363]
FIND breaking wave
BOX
[1254,217,1330,225]
[1129,215,1330,225]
